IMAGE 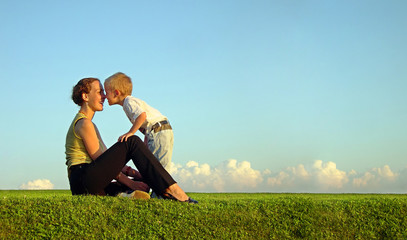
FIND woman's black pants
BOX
[69,135,176,196]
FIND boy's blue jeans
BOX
[147,129,174,171]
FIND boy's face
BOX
[103,83,119,106]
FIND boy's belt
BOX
[151,120,172,133]
[140,120,172,134]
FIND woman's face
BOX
[85,81,106,112]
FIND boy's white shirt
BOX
[123,96,167,133]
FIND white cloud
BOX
[168,159,262,192]
[353,172,376,188]
[20,179,54,190]
[169,159,407,193]
[312,160,348,190]
[351,165,399,192]
[266,164,311,191]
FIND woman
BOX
[65,77,197,203]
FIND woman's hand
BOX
[132,181,150,193]
[121,166,143,180]
[116,172,150,193]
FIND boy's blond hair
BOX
[105,72,133,96]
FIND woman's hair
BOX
[104,72,133,96]
[72,77,100,106]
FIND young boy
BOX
[104,72,174,172]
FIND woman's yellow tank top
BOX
[65,113,104,169]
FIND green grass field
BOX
[1,190,406,239]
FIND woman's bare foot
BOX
[164,183,189,201]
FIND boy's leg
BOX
[147,130,174,171]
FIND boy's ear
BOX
[114,89,120,97]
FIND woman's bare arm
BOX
[75,118,105,160]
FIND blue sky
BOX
[1,1,406,192]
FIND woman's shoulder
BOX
[74,118,95,135]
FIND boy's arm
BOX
[119,112,147,142]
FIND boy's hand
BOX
[118,132,134,142]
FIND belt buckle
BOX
[151,120,168,133]
[153,122,161,133]
[153,121,162,129]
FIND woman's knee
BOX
[127,135,144,145]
